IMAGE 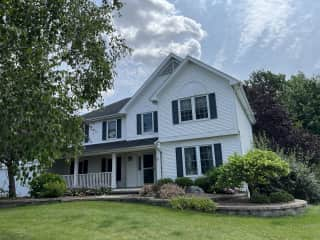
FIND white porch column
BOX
[111,153,117,189]
[73,159,79,188]
[156,142,162,180]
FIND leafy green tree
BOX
[245,70,320,166]
[217,149,290,195]
[283,72,320,135]
[0,0,129,197]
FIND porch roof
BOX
[83,137,158,156]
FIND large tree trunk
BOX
[7,162,16,198]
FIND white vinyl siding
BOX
[157,61,238,141]
[160,135,242,179]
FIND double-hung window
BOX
[184,147,198,175]
[108,120,117,139]
[143,112,153,133]
[180,98,193,121]
[195,96,208,119]
[199,146,213,174]
[183,145,214,176]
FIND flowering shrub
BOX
[159,183,185,199]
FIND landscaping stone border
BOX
[0,195,307,217]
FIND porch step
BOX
[111,188,141,195]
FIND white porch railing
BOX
[61,172,112,189]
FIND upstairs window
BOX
[108,120,117,139]
[143,112,153,133]
[195,96,208,119]
[180,98,193,121]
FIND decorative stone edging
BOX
[216,200,307,217]
[0,195,307,217]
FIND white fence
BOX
[61,172,112,189]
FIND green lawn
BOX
[0,201,319,240]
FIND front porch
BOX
[53,149,160,189]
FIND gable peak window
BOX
[180,98,193,121]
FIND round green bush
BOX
[157,178,174,186]
[175,177,193,188]
[250,192,270,204]
[217,149,290,193]
[270,191,294,203]
[30,173,66,198]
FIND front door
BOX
[126,155,138,187]
[143,154,154,184]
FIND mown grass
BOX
[0,201,319,240]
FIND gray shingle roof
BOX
[82,97,131,120]
[83,137,158,155]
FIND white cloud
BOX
[213,47,226,69]
[235,0,295,61]
[116,0,207,64]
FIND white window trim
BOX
[102,119,118,141]
[141,111,154,134]
[107,119,117,140]
[179,97,193,122]
[182,144,215,177]
[195,95,210,120]
[177,94,211,124]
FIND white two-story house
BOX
[51,53,255,189]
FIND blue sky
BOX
[98,0,320,106]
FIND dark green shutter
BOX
[117,119,122,138]
[209,93,217,119]
[172,100,179,124]
[136,114,142,135]
[101,158,106,172]
[84,124,89,142]
[214,143,223,167]
[176,147,183,177]
[153,111,158,132]
[102,122,106,140]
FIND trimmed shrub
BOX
[250,192,270,204]
[40,182,66,198]
[216,149,290,194]
[194,176,212,193]
[175,177,193,188]
[270,191,294,203]
[157,178,174,186]
[170,196,216,212]
[30,173,66,198]
[159,183,185,199]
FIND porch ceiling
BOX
[83,137,158,156]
